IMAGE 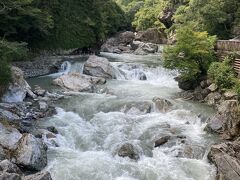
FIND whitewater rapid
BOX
[32,53,216,180]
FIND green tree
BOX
[163,26,216,81]
[174,0,240,38]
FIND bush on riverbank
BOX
[163,26,216,83]
[208,55,240,96]
[208,57,236,89]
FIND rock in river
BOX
[0,123,22,150]
[53,73,106,92]
[117,143,140,160]
[13,134,48,171]
[83,55,116,79]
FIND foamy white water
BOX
[34,53,216,180]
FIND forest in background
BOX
[0,0,240,93]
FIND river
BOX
[28,52,217,180]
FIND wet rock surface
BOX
[53,73,106,92]
[208,140,240,180]
[13,134,48,171]
[117,143,140,160]
[101,30,164,55]
[83,55,116,79]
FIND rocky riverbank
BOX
[0,66,64,179]
[101,28,166,55]
[176,77,240,180]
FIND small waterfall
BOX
[60,61,71,74]
[116,63,178,88]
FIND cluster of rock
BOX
[177,77,240,180]
[0,122,55,179]
[113,98,204,161]
[101,29,166,55]
[0,67,63,179]
[53,55,116,92]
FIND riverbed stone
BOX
[34,86,46,97]
[24,171,52,180]
[13,134,48,171]
[47,126,58,134]
[133,42,158,55]
[38,101,48,112]
[135,28,167,44]
[1,66,31,103]
[0,172,21,180]
[152,97,173,112]
[53,73,105,92]
[208,140,240,180]
[117,143,140,160]
[154,136,171,147]
[83,55,116,79]
[0,160,22,174]
[0,123,22,150]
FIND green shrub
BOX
[163,26,216,82]
[208,57,236,89]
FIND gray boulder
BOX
[135,28,167,44]
[53,73,105,92]
[117,143,140,160]
[1,66,33,103]
[0,172,21,180]
[0,160,22,174]
[83,55,116,79]
[206,100,240,138]
[208,140,240,180]
[0,123,22,150]
[134,42,158,55]
[13,134,47,171]
[154,136,171,147]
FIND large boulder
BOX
[1,66,34,103]
[0,123,22,150]
[53,73,106,92]
[13,134,48,171]
[133,42,158,55]
[206,100,240,139]
[83,55,116,79]
[135,28,167,44]
[117,143,140,160]
[118,31,135,45]
[24,171,52,180]
[208,140,240,180]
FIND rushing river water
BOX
[29,53,217,180]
